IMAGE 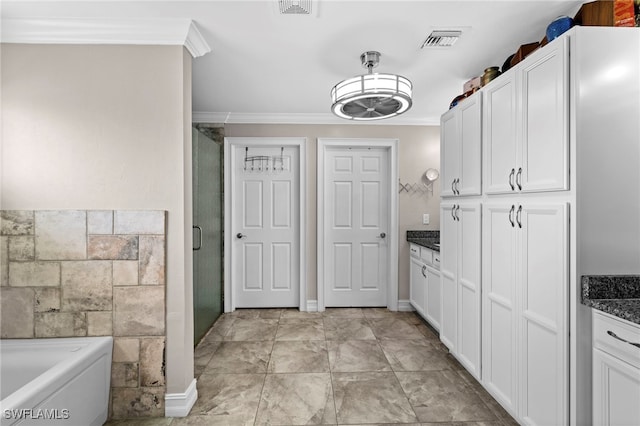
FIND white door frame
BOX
[317,138,399,312]
[224,137,307,312]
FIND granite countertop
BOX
[406,230,440,252]
[581,275,640,326]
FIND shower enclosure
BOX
[192,125,224,345]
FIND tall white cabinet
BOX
[440,27,640,426]
[440,90,483,380]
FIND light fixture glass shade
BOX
[331,73,413,120]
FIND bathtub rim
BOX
[0,336,113,411]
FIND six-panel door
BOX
[324,147,389,307]
[233,145,300,308]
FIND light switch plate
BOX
[423,213,430,225]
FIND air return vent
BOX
[279,0,312,14]
[421,30,462,48]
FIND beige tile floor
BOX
[106,308,519,426]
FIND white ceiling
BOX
[2,0,584,125]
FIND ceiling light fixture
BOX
[331,51,412,121]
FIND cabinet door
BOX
[482,203,518,415]
[593,348,640,426]
[520,37,568,193]
[441,109,459,197]
[518,203,568,426]
[459,94,482,196]
[456,203,482,379]
[440,203,458,351]
[426,267,441,331]
[410,256,426,317]
[484,72,517,195]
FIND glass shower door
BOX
[193,126,223,345]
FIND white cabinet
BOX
[441,91,482,197]
[409,243,441,331]
[425,254,441,331]
[409,244,427,317]
[482,202,569,425]
[484,37,568,195]
[481,204,518,416]
[440,201,481,379]
[592,311,640,426]
[440,26,640,426]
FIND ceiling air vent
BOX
[421,30,462,48]
[279,0,312,14]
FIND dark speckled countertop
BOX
[406,230,440,252]
[581,275,640,326]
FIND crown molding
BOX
[1,18,211,58]
[192,111,439,126]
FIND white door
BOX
[484,71,517,195]
[482,203,518,416]
[456,203,482,379]
[409,255,426,317]
[458,93,482,196]
[441,109,459,197]
[232,144,300,308]
[519,203,568,426]
[520,37,568,193]
[323,146,389,307]
[425,266,441,331]
[593,348,640,426]
[440,202,458,352]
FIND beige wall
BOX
[225,124,440,302]
[1,44,194,398]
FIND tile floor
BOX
[106,308,519,426]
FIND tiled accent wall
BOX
[0,210,166,419]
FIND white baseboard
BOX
[165,378,197,418]
[306,300,318,312]
[397,299,415,312]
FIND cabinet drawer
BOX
[432,252,441,269]
[410,244,420,258]
[420,247,433,265]
[593,311,640,368]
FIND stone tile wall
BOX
[0,210,167,419]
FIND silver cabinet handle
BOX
[455,178,460,195]
[451,206,456,221]
[454,205,460,221]
[421,265,427,278]
[607,330,640,349]
[516,167,522,191]
[193,225,202,251]
[451,179,456,195]
[509,205,515,228]
[516,205,523,228]
[236,233,246,239]
[509,168,515,190]
[377,232,386,239]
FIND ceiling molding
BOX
[192,112,439,126]
[1,18,211,58]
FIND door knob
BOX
[236,233,246,239]
[378,232,386,239]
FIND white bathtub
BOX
[0,337,112,426]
